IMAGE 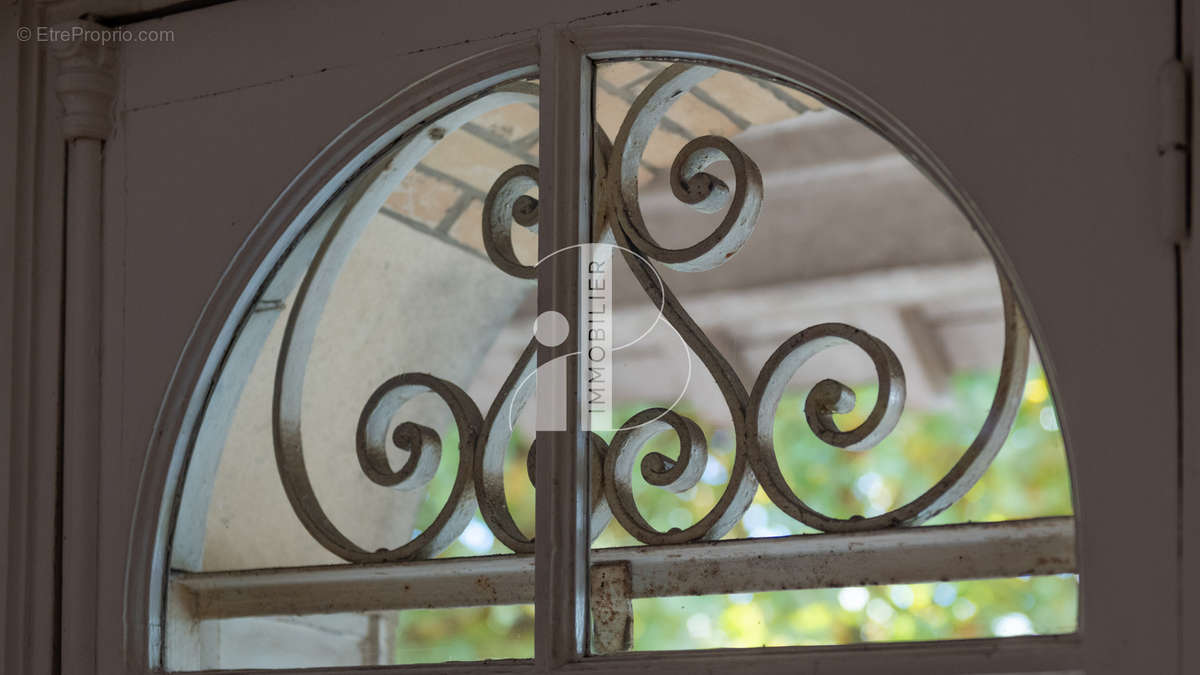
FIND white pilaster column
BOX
[49,19,116,675]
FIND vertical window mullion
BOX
[534,26,592,669]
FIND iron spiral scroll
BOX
[271,65,1031,563]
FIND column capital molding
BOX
[49,19,118,141]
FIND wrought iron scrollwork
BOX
[483,164,540,279]
[271,65,1032,563]
[599,65,763,545]
[272,83,538,563]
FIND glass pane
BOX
[578,59,1074,654]
[165,74,540,669]
[631,576,1078,649]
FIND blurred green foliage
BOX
[395,368,1074,662]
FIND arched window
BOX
[156,48,1074,671]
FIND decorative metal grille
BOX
[271,63,1032,562]
[168,58,1074,669]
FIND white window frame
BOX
[132,29,1117,673]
